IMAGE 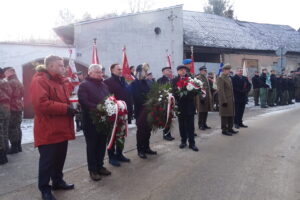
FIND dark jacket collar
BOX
[86,76,104,84]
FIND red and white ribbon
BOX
[163,93,175,129]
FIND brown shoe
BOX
[98,167,111,176]
[89,171,101,181]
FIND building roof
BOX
[183,11,300,53]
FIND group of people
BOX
[0,67,24,165]
[1,54,300,200]
[252,68,300,108]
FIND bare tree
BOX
[204,0,234,18]
[81,12,93,21]
[128,0,154,13]
[55,8,76,26]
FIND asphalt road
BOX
[1,104,300,200]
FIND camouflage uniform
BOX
[6,75,24,146]
[0,78,12,152]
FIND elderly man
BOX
[196,66,213,131]
[157,66,175,141]
[31,55,76,200]
[78,64,112,181]
[231,67,251,129]
[3,67,24,154]
[104,63,132,167]
[172,65,198,151]
[217,64,238,136]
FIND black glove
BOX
[67,105,78,117]
[222,103,228,107]
[200,100,205,104]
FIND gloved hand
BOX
[222,103,228,107]
[200,100,205,104]
[67,105,79,117]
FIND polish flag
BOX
[122,46,134,81]
[167,53,173,78]
[92,39,99,64]
[190,46,195,75]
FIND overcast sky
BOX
[0,0,299,41]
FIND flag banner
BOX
[242,60,248,77]
[190,46,195,75]
[217,62,223,76]
[167,54,173,78]
[92,39,99,64]
[122,47,134,81]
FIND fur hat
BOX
[136,63,150,80]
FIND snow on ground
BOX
[21,119,137,144]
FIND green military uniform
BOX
[195,73,213,129]
[217,72,235,133]
[6,74,24,153]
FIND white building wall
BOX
[74,5,184,78]
[0,43,70,82]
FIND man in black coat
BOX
[259,69,269,108]
[231,67,251,129]
[130,63,156,159]
[157,67,175,141]
[172,65,198,151]
[267,70,278,106]
[78,64,112,182]
[251,71,260,106]
[104,63,132,167]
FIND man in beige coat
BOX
[196,66,213,130]
[217,64,238,136]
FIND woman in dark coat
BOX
[78,64,111,181]
[130,63,155,159]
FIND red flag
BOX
[190,46,195,75]
[167,53,173,78]
[92,39,99,64]
[122,47,134,81]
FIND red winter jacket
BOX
[31,68,75,147]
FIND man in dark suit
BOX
[231,67,251,129]
[104,63,132,166]
[171,65,198,151]
[157,67,174,141]
[251,71,260,106]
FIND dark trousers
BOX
[234,102,246,125]
[178,114,195,145]
[253,88,260,105]
[221,116,234,131]
[136,110,151,152]
[8,111,22,144]
[127,104,133,124]
[38,141,68,193]
[84,131,107,172]
[198,112,208,128]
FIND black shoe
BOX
[189,145,199,152]
[234,124,240,129]
[261,106,268,108]
[194,133,198,137]
[89,171,101,181]
[239,124,248,128]
[163,134,174,141]
[7,143,19,154]
[109,158,121,167]
[222,131,232,136]
[145,148,157,155]
[138,152,147,159]
[199,126,206,131]
[41,191,56,200]
[179,143,187,149]
[204,125,211,129]
[52,181,74,190]
[255,104,260,106]
[116,154,130,162]
[228,129,239,134]
[98,167,112,176]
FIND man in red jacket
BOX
[31,55,77,200]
